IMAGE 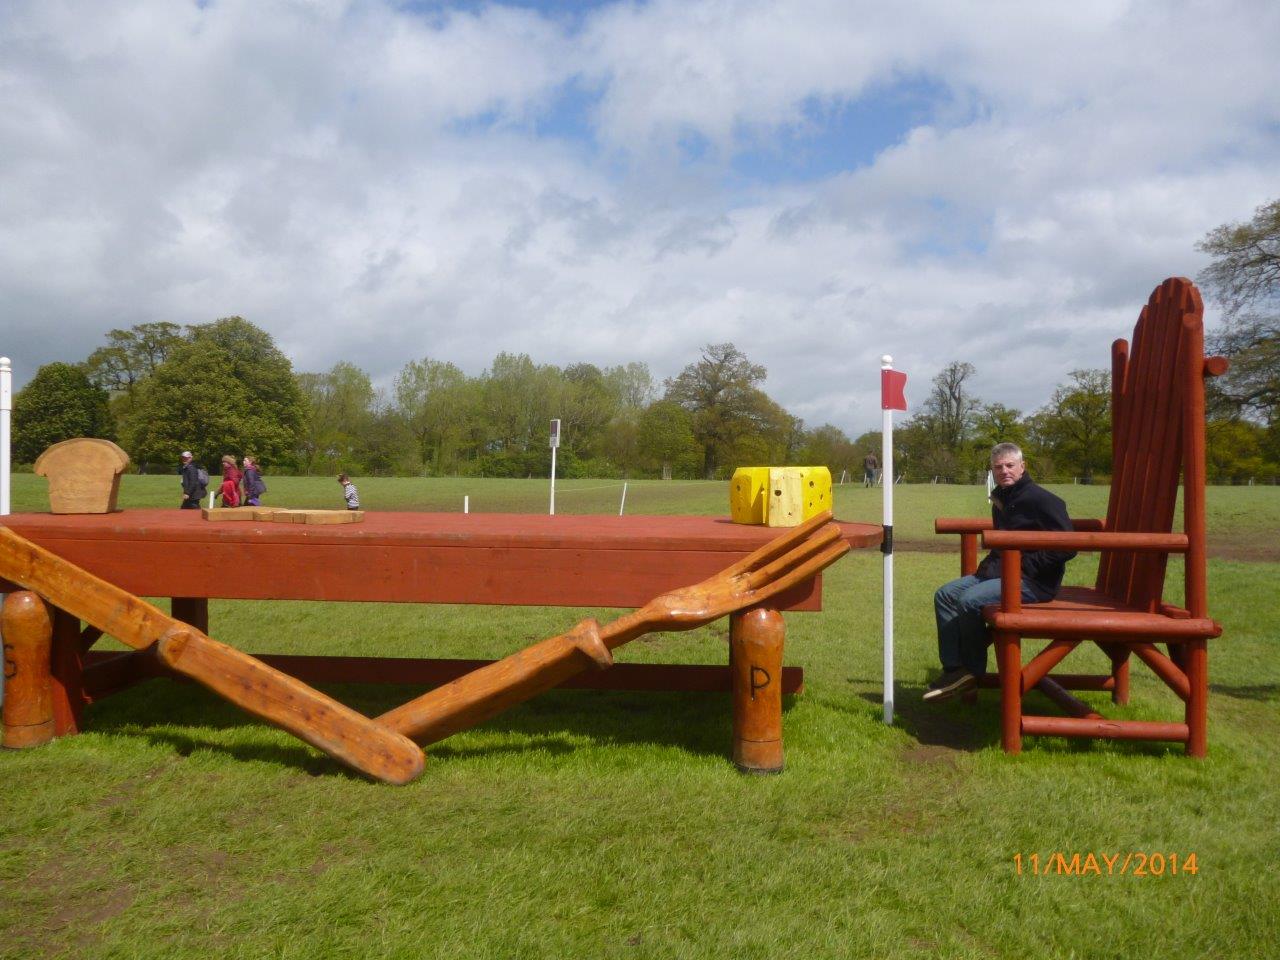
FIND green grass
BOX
[1,477,1278,958]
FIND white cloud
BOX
[1,0,1277,436]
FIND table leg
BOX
[171,597,208,633]
[50,607,86,736]
[2,591,56,748]
[730,607,785,774]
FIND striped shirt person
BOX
[338,473,360,510]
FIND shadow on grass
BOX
[83,675,770,773]
[1209,682,1280,702]
[860,683,991,752]
[860,680,1192,758]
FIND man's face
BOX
[991,454,1025,488]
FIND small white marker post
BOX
[464,495,469,514]
[619,482,627,516]
[0,357,11,516]
[549,418,560,516]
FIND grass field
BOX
[1,476,1278,958]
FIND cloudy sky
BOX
[2,0,1277,433]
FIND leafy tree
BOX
[898,361,980,481]
[969,402,1027,475]
[1197,198,1280,317]
[84,322,184,394]
[1197,198,1280,424]
[797,423,859,477]
[664,343,783,478]
[123,318,304,469]
[1026,369,1111,482]
[560,363,620,459]
[1205,418,1276,483]
[481,352,558,454]
[296,362,377,474]
[637,400,699,478]
[602,362,656,409]
[393,358,470,474]
[12,363,114,463]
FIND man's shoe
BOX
[922,668,977,703]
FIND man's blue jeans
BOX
[934,575,1045,676]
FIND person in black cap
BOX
[179,450,207,509]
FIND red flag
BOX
[881,369,907,411]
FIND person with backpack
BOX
[179,450,208,509]
[241,456,267,506]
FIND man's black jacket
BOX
[974,472,1075,598]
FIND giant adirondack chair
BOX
[935,277,1226,755]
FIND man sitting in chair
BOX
[924,443,1076,702]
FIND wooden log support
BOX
[996,632,1021,755]
[171,597,209,634]
[2,592,56,748]
[1034,677,1102,720]
[1021,716,1189,743]
[155,626,425,785]
[376,619,612,746]
[729,607,785,774]
[1184,638,1208,758]
[50,607,86,735]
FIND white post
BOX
[549,418,560,516]
[881,355,895,726]
[464,495,469,514]
[0,357,10,516]
[619,482,627,516]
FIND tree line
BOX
[12,201,1279,483]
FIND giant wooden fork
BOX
[376,510,849,744]
[0,512,848,782]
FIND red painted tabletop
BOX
[1,511,881,608]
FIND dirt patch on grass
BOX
[899,743,962,768]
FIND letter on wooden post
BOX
[2,591,56,748]
[730,607,785,774]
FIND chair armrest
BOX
[981,530,1189,553]
[935,517,1105,535]
[934,517,992,534]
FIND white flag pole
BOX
[881,355,895,725]
[0,357,11,516]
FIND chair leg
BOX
[995,631,1021,754]
[1109,647,1130,706]
[1184,638,1208,758]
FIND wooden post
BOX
[2,591,56,748]
[997,549,1023,754]
[1108,647,1131,706]
[171,597,209,634]
[50,607,86,735]
[730,607,785,774]
[1184,638,1208,758]
[996,632,1021,755]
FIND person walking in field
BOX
[178,450,207,509]
[863,452,880,486]
[338,473,360,510]
[241,456,266,506]
[218,454,242,508]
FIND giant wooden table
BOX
[1,510,880,772]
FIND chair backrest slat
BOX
[1095,278,1205,611]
